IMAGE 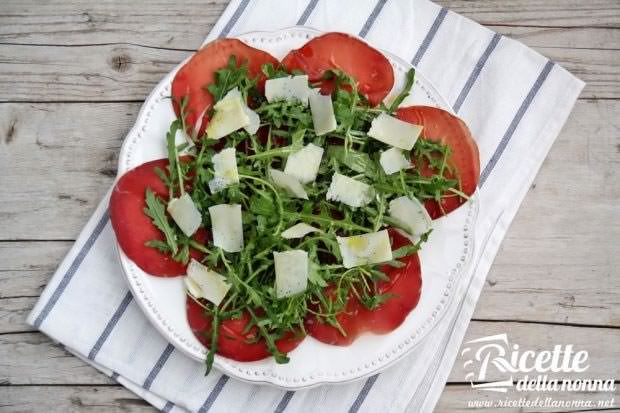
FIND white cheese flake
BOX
[309,89,337,135]
[208,147,239,193]
[268,169,308,199]
[274,250,309,298]
[243,105,260,135]
[206,95,250,140]
[388,196,432,238]
[265,75,311,106]
[336,230,393,269]
[185,259,231,306]
[208,204,244,252]
[380,147,411,175]
[284,143,324,184]
[368,112,423,150]
[167,193,201,237]
[281,223,322,239]
[221,88,259,134]
[184,277,202,300]
[326,173,374,208]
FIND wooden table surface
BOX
[1,1,619,412]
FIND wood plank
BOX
[488,26,620,50]
[473,98,620,326]
[0,31,617,101]
[0,98,614,238]
[1,2,617,413]
[487,26,620,100]
[0,333,115,385]
[0,297,36,333]
[437,0,620,28]
[0,386,154,413]
[539,46,620,100]
[437,384,620,413]
[0,241,71,298]
[1,99,618,326]
[0,102,140,239]
[3,321,618,385]
[0,0,617,52]
[0,0,228,49]
[0,44,190,102]
[2,231,616,330]
[2,384,618,413]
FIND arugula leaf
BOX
[391,230,432,259]
[387,68,415,113]
[142,54,467,372]
[392,244,419,259]
[359,292,396,310]
[327,146,377,176]
[166,119,184,198]
[256,100,312,129]
[206,55,258,103]
[205,307,220,375]
[173,243,190,264]
[145,239,172,253]
[143,188,178,255]
[261,62,290,79]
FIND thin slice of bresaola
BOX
[305,229,422,345]
[186,297,304,361]
[171,38,279,136]
[110,159,207,277]
[282,32,394,107]
[396,106,480,218]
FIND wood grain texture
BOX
[2,99,618,242]
[488,25,620,49]
[0,241,72,298]
[1,321,617,413]
[0,0,229,49]
[473,98,620,326]
[0,103,138,240]
[0,0,616,51]
[436,0,620,28]
[0,297,36,333]
[1,1,618,411]
[0,386,153,413]
[0,44,190,102]
[0,33,617,102]
[2,384,618,413]
[0,333,115,385]
[2,321,618,385]
[2,100,618,326]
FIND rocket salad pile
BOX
[109,33,480,373]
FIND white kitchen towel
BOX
[27,0,584,412]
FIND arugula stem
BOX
[239,174,284,234]
[189,240,212,254]
[245,146,297,160]
[141,62,466,371]
[448,187,470,199]
[282,211,372,233]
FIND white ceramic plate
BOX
[116,26,478,390]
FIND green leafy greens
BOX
[144,58,464,373]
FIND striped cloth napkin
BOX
[27,0,584,412]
